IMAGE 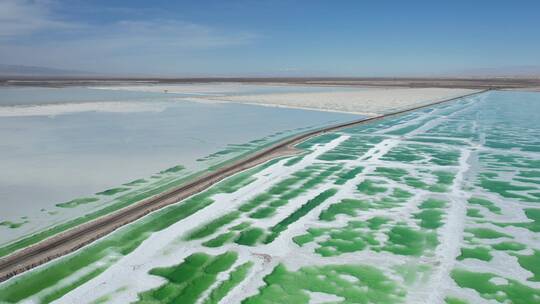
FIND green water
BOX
[243,264,405,304]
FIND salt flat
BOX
[204,87,477,115]
[92,84,476,116]
[90,83,360,97]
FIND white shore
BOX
[0,101,174,117]
[203,87,477,115]
[91,84,477,116]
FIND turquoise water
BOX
[0,86,180,106]
[0,86,360,244]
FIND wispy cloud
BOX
[84,19,257,50]
[0,1,257,74]
[0,0,76,37]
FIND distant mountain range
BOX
[1,64,539,79]
[442,66,540,78]
[0,64,96,77]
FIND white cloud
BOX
[0,1,257,73]
[0,0,75,37]
[85,19,256,50]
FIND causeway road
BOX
[0,89,488,282]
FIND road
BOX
[0,89,487,282]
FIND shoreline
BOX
[182,97,380,116]
[83,85,477,116]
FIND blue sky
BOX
[1,0,539,76]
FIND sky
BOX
[1,0,539,77]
